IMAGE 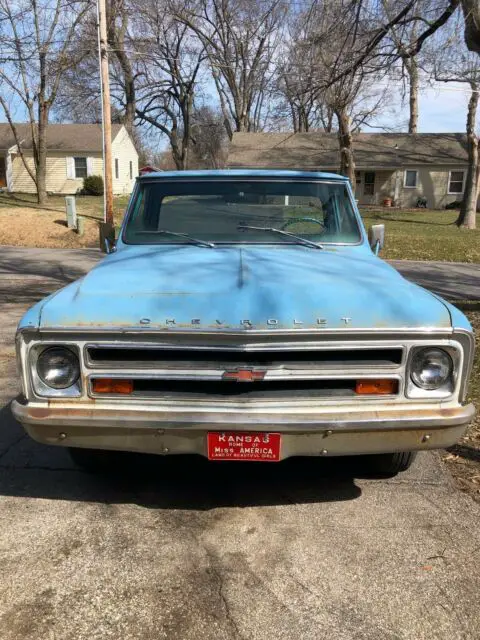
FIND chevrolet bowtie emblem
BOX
[222,369,266,382]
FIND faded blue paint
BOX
[437,298,473,332]
[30,244,452,331]
[17,171,467,333]
[138,169,348,182]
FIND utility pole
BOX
[97,0,114,227]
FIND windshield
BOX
[123,179,362,245]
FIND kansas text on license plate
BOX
[207,432,281,461]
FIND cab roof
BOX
[137,169,347,181]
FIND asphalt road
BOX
[0,246,479,640]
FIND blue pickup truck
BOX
[12,170,475,474]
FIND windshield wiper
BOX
[237,225,324,249]
[136,229,215,248]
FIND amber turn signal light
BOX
[356,379,398,395]
[92,378,134,394]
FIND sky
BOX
[364,81,472,133]
[416,83,471,132]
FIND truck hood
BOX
[37,245,451,331]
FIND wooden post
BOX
[97,0,114,226]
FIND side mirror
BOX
[99,222,116,254]
[368,224,385,255]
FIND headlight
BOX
[410,348,453,390]
[37,347,80,389]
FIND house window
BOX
[364,171,375,196]
[404,170,417,188]
[74,157,87,179]
[129,160,133,180]
[115,158,119,179]
[355,170,361,186]
[448,170,464,194]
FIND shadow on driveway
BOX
[0,248,100,305]
[391,260,480,302]
[0,248,98,283]
[0,403,362,509]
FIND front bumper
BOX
[11,399,475,459]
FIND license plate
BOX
[207,432,281,462]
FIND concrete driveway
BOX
[389,259,480,302]
[0,246,479,640]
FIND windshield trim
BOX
[119,179,366,248]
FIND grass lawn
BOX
[0,192,130,248]
[0,191,130,220]
[0,193,479,262]
[361,207,480,263]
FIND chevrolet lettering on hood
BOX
[160,317,351,327]
[12,170,475,476]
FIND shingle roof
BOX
[0,123,123,152]
[228,132,469,170]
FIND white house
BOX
[0,123,139,195]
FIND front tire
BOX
[363,451,417,476]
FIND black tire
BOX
[363,451,418,476]
[68,447,121,473]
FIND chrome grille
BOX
[86,345,404,370]
[83,340,406,400]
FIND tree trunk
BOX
[236,113,249,132]
[36,100,49,205]
[170,133,183,171]
[117,51,136,133]
[212,71,233,140]
[106,0,136,134]
[291,105,298,133]
[180,94,193,170]
[462,0,480,54]
[457,84,478,229]
[335,109,356,192]
[297,106,309,132]
[407,57,418,134]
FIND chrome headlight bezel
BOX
[30,345,82,398]
[406,345,459,399]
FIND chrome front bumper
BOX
[11,399,475,459]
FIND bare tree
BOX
[175,0,285,139]
[274,6,326,133]
[383,3,421,134]
[300,2,391,189]
[54,7,142,151]
[53,15,103,123]
[190,105,227,168]
[0,0,90,203]
[133,1,206,169]
[432,22,480,229]
[312,0,480,94]
[107,0,136,133]
[383,0,463,135]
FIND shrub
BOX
[82,174,104,196]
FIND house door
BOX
[0,157,6,188]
